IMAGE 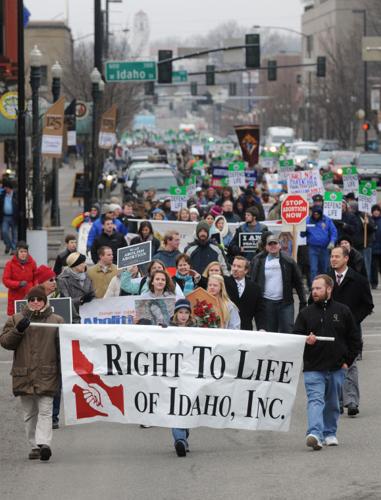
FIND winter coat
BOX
[86,216,127,250]
[0,305,63,396]
[334,212,357,242]
[185,239,228,275]
[371,215,381,255]
[351,212,376,250]
[250,251,306,306]
[87,263,118,298]
[130,235,161,255]
[305,213,337,248]
[152,249,182,269]
[293,299,361,372]
[90,230,127,264]
[56,268,95,323]
[2,255,37,315]
[0,190,18,224]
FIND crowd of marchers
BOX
[0,161,377,460]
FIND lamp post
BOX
[90,67,102,204]
[30,45,43,230]
[50,60,63,226]
[353,9,368,151]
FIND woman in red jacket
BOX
[2,241,37,315]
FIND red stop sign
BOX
[281,194,309,225]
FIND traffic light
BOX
[144,81,155,95]
[245,34,260,69]
[158,50,173,84]
[362,122,370,132]
[190,81,198,96]
[206,65,215,86]
[317,56,326,77]
[229,82,237,96]
[268,60,277,81]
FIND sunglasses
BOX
[28,297,44,303]
[267,241,279,246]
[48,278,56,282]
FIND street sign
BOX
[362,37,381,62]
[281,194,309,225]
[75,101,89,119]
[172,70,188,83]
[105,61,157,82]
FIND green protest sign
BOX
[228,161,245,172]
[169,186,187,196]
[324,191,343,202]
[322,171,334,184]
[342,166,358,176]
[359,180,376,196]
[279,159,295,169]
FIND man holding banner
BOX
[293,275,361,450]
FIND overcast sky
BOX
[25,0,303,41]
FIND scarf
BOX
[176,272,194,296]
[68,267,87,285]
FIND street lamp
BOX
[30,45,43,230]
[352,9,368,151]
[90,67,102,206]
[50,61,63,226]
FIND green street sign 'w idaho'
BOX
[105,61,157,82]
[172,70,188,83]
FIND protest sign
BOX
[228,161,246,187]
[342,166,359,195]
[211,165,229,187]
[117,241,152,270]
[98,105,117,149]
[265,173,282,194]
[79,296,136,324]
[278,159,295,181]
[169,185,188,211]
[358,180,376,214]
[287,170,324,200]
[185,175,197,197]
[191,144,205,156]
[239,232,262,251]
[322,171,334,187]
[15,297,73,324]
[134,297,175,325]
[245,169,257,187]
[193,160,205,177]
[323,191,343,220]
[60,324,305,429]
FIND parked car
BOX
[329,150,358,183]
[356,153,381,186]
[122,162,173,197]
[131,168,181,200]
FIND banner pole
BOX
[292,225,297,261]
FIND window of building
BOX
[306,35,314,57]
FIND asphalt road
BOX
[1,291,381,500]
[0,164,380,500]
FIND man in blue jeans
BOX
[293,274,361,450]
[304,206,337,284]
[0,179,18,254]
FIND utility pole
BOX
[17,0,27,241]
[94,0,103,74]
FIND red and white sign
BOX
[281,194,309,225]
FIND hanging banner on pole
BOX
[98,104,117,149]
[234,124,260,167]
[60,324,306,430]
[41,96,65,157]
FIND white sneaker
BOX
[324,436,338,446]
[306,434,323,450]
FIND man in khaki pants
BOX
[1,286,63,461]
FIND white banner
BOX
[287,170,324,200]
[60,324,305,430]
[80,296,136,324]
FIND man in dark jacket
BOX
[224,256,265,330]
[293,274,361,450]
[334,200,357,242]
[91,217,127,264]
[185,221,228,275]
[228,207,268,262]
[53,234,77,276]
[348,200,376,280]
[0,286,64,461]
[370,204,381,289]
[0,179,18,253]
[329,246,373,417]
[337,236,367,278]
[250,234,306,333]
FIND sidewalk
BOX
[0,161,84,297]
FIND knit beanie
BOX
[66,252,86,268]
[196,221,210,237]
[35,265,56,284]
[26,286,47,304]
[174,299,192,313]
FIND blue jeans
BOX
[172,428,189,447]
[304,369,346,441]
[2,215,17,251]
[263,299,294,333]
[360,247,372,281]
[308,246,329,283]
